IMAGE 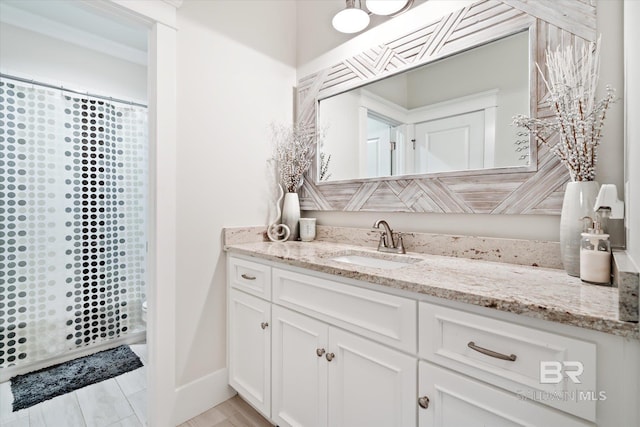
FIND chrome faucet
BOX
[372,220,406,254]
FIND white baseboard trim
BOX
[173,367,236,425]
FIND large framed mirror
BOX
[297,0,596,214]
[318,30,531,181]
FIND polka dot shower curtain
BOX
[0,76,148,372]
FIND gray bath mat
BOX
[10,344,143,411]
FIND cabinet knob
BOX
[418,396,430,409]
[316,348,326,357]
[260,322,269,330]
[325,352,335,362]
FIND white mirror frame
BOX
[297,0,596,214]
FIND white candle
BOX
[580,249,611,284]
[299,218,316,242]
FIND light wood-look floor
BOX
[0,344,149,427]
[0,343,271,427]
[178,396,273,427]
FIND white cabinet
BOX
[272,305,417,427]
[419,301,597,421]
[228,255,271,299]
[272,305,328,427]
[327,326,416,427]
[272,267,417,353]
[418,361,591,427]
[227,254,638,426]
[228,288,271,417]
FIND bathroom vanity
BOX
[225,237,639,427]
[223,1,638,425]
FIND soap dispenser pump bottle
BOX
[579,220,611,284]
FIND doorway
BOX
[0,1,177,425]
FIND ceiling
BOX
[0,0,148,65]
[295,0,428,68]
[0,0,427,68]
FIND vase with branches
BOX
[513,37,616,277]
[513,36,615,182]
[270,122,317,193]
[269,121,320,240]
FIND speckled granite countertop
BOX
[225,240,639,339]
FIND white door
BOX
[328,327,417,427]
[272,306,329,427]
[391,124,407,176]
[228,289,271,417]
[414,110,485,173]
[418,361,592,427]
[365,113,400,178]
[365,136,390,178]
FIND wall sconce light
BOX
[332,0,414,34]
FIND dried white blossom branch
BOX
[319,151,332,181]
[270,122,321,193]
[513,36,615,182]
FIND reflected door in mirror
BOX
[365,114,406,177]
[414,110,487,174]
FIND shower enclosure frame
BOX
[95,1,179,426]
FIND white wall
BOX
[365,72,409,107]
[625,0,640,268]
[175,0,296,387]
[319,90,361,181]
[297,0,625,244]
[0,22,147,102]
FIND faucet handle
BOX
[395,232,407,254]
[395,232,415,254]
[395,232,414,240]
[376,231,388,251]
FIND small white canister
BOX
[579,222,611,284]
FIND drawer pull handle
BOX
[418,396,430,409]
[325,352,335,362]
[467,341,517,361]
[241,273,256,280]
[261,322,269,330]
[316,348,326,357]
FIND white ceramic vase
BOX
[281,192,300,241]
[560,181,600,277]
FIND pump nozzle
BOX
[593,184,624,219]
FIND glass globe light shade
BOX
[332,7,370,33]
[365,0,409,16]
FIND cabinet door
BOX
[418,361,591,427]
[272,306,328,427]
[328,327,417,427]
[228,289,271,417]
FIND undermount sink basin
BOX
[326,251,422,270]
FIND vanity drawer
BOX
[228,256,271,299]
[419,302,597,421]
[272,268,417,353]
[419,361,592,427]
